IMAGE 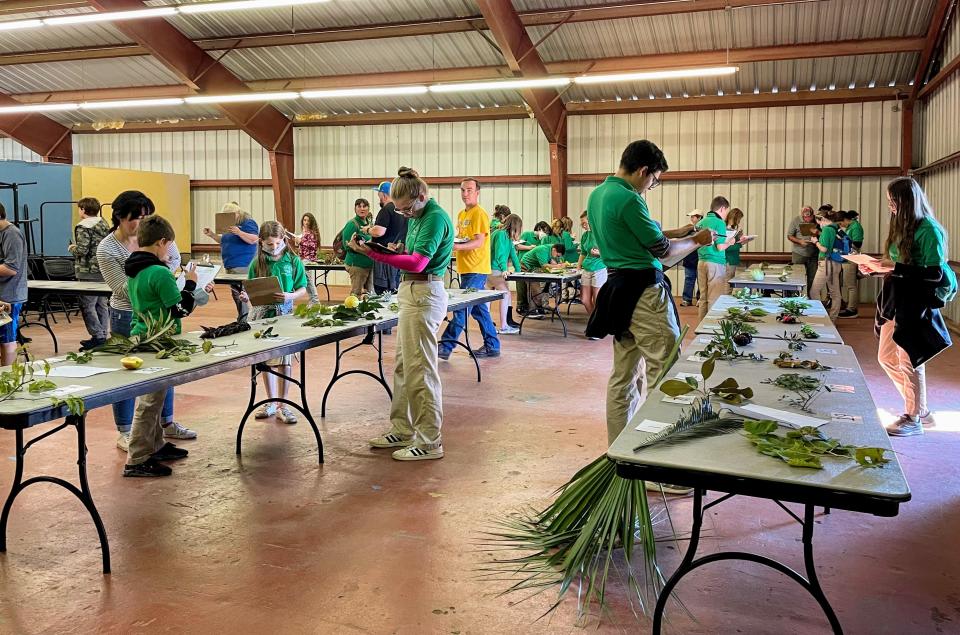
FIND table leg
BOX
[321,331,393,418]
[547,284,568,337]
[236,357,324,463]
[320,270,331,301]
[439,311,481,382]
[652,491,843,634]
[0,416,111,574]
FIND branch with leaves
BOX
[743,420,889,469]
[93,312,200,361]
[0,348,85,416]
[763,373,831,412]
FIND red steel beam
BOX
[0,94,73,163]
[85,0,295,228]
[909,0,956,104]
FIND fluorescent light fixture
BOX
[0,19,43,31]
[44,7,176,25]
[81,98,186,110]
[573,66,738,85]
[301,86,428,99]
[184,91,299,104]
[429,77,570,93]
[0,103,79,114]
[179,0,329,14]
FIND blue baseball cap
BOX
[374,181,391,195]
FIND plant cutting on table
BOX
[742,420,889,469]
[294,294,385,328]
[94,313,202,362]
[0,347,85,416]
[696,320,765,361]
[763,373,831,412]
[773,352,831,370]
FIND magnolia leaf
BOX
[701,355,716,381]
[744,419,778,435]
[659,379,695,397]
[740,387,754,399]
[854,447,890,468]
[716,393,743,404]
[711,377,739,391]
[684,376,699,388]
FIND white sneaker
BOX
[116,432,131,452]
[255,404,277,419]
[369,432,412,448]
[498,325,520,334]
[392,444,444,461]
[162,421,197,439]
[920,410,936,428]
[886,414,923,437]
[645,482,694,496]
[278,407,298,425]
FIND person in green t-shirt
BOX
[871,177,957,437]
[518,221,552,252]
[491,204,511,231]
[838,210,865,318]
[576,210,606,315]
[122,215,201,478]
[809,209,846,321]
[341,199,375,297]
[723,207,755,282]
[518,243,565,317]
[586,140,714,451]
[238,220,309,425]
[694,195,739,320]
[350,167,453,462]
[488,213,523,333]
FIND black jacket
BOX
[875,262,952,368]
[586,268,672,340]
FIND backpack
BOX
[332,220,359,261]
[829,232,851,263]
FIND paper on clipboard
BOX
[799,223,818,237]
[243,276,282,306]
[658,239,699,270]
[177,263,221,291]
[841,253,893,274]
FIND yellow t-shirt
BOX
[455,204,492,274]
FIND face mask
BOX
[264,243,285,258]
[535,230,545,239]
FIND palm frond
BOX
[633,397,744,452]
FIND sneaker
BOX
[680,300,693,307]
[162,421,197,439]
[838,309,859,319]
[278,407,298,425]
[255,404,277,419]
[524,308,545,320]
[498,325,520,335]
[123,458,172,477]
[507,320,522,329]
[369,432,413,448]
[392,445,444,461]
[645,482,694,496]
[920,410,936,428]
[886,414,923,437]
[437,347,451,361]
[79,337,106,351]
[151,442,189,461]
[116,431,131,452]
[473,345,500,358]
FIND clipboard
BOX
[215,212,236,234]
[177,262,221,291]
[799,223,817,237]
[365,241,400,255]
[243,276,283,306]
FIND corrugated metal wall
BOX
[917,14,960,323]
[0,138,40,162]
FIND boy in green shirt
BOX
[518,243,565,318]
[123,215,200,478]
[838,210,865,318]
[342,199,374,296]
[695,196,737,319]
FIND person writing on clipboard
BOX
[368,181,408,295]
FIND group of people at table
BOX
[0,137,951,480]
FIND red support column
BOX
[269,149,296,231]
[549,139,568,219]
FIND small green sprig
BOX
[762,373,831,412]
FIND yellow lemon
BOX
[343,295,360,309]
[121,356,144,370]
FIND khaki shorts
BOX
[580,268,608,288]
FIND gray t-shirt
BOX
[787,215,817,257]
[0,223,28,304]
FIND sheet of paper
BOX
[737,404,830,429]
[635,419,673,433]
[45,384,91,397]
[243,276,283,306]
[177,263,221,291]
[46,365,119,378]
[133,367,167,375]
[658,239,699,270]
[841,253,893,273]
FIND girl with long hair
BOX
[291,212,322,304]
[488,213,523,333]
[809,209,847,321]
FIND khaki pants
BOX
[810,259,842,321]
[607,283,681,444]
[725,264,737,282]
[346,265,374,297]
[697,261,729,320]
[388,281,448,449]
[528,281,546,309]
[878,320,927,417]
[840,259,860,310]
[127,389,166,466]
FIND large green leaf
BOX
[659,379,695,397]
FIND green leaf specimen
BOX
[743,421,889,470]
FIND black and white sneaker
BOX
[151,442,189,461]
[123,458,173,477]
[472,345,501,358]
[524,308,545,320]
[369,432,413,448]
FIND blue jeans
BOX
[110,308,174,432]
[682,265,698,304]
[439,272,500,353]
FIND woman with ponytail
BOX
[349,167,454,461]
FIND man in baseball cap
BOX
[368,180,406,296]
[681,209,704,306]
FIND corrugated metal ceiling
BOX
[0,57,183,93]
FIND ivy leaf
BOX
[744,419,778,435]
[785,454,823,469]
[700,355,716,382]
[659,379,695,397]
[854,447,890,468]
[202,340,213,354]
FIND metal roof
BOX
[0,56,182,94]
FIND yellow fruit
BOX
[121,356,144,370]
[343,295,360,309]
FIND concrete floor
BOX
[1,287,958,634]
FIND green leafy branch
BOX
[65,350,93,364]
[799,324,820,339]
[696,319,765,361]
[762,373,831,412]
[778,299,810,318]
[743,420,889,470]
[778,331,807,351]
[659,355,755,405]
[94,312,200,361]
[0,348,86,416]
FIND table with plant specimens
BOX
[695,295,844,345]
[607,325,908,634]
[728,265,807,295]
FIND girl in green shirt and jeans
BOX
[488,213,523,333]
[810,209,846,321]
[576,211,606,315]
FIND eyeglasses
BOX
[648,173,661,190]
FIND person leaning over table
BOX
[69,197,111,350]
[583,139,714,456]
[342,198,375,297]
[517,220,552,253]
[864,177,956,437]
[680,209,703,306]
[488,213,523,333]
[350,167,454,462]
[786,205,819,297]
[0,202,27,368]
[695,196,738,320]
[838,210,864,319]
[98,191,210,452]
[202,201,258,318]
[438,178,500,360]
[576,210,606,317]
[518,242,566,319]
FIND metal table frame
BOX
[24,281,114,353]
[512,272,581,337]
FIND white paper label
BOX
[212,350,242,357]
[662,395,696,405]
[674,372,704,383]
[635,419,672,433]
[827,384,854,393]
[816,348,838,355]
[831,367,855,373]
[45,384,90,398]
[133,367,167,374]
